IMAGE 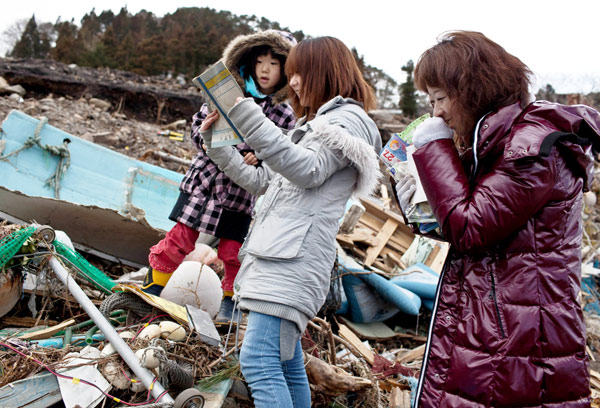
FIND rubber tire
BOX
[173,388,205,408]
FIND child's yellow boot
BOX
[141,268,172,296]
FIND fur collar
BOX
[304,121,382,197]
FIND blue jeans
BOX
[239,312,311,407]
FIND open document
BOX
[192,60,245,147]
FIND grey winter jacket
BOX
[206,96,382,332]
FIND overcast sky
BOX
[1,0,599,94]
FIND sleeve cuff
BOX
[228,98,266,139]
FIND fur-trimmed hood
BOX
[222,30,296,103]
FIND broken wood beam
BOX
[396,344,425,364]
[389,387,412,408]
[364,218,399,266]
[19,318,76,340]
[339,202,365,234]
[338,323,374,365]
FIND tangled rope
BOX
[0,116,71,198]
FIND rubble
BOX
[1,62,600,408]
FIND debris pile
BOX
[2,62,600,408]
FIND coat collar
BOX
[475,103,523,159]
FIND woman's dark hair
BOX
[414,31,533,143]
[240,45,287,92]
[285,36,376,118]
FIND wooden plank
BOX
[342,228,379,246]
[360,197,416,238]
[381,249,405,270]
[427,242,450,274]
[364,218,399,266]
[0,316,59,328]
[338,323,374,365]
[380,184,391,210]
[588,345,597,362]
[20,319,76,340]
[359,196,406,225]
[390,230,416,250]
[386,238,410,254]
[373,260,393,274]
[396,344,426,364]
[423,245,440,267]
[389,387,412,408]
[339,202,365,234]
[591,376,600,391]
[336,234,356,248]
[359,213,384,231]
[358,216,412,254]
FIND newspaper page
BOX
[192,60,245,148]
[380,113,429,204]
[380,113,439,231]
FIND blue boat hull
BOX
[0,110,184,264]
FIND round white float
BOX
[159,261,222,318]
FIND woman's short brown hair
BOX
[414,31,532,142]
[285,36,376,118]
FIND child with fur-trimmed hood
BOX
[141,30,297,323]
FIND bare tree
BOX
[1,18,28,57]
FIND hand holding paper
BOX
[192,60,245,148]
[396,176,416,213]
[200,110,219,147]
[380,114,440,231]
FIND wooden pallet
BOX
[336,196,448,274]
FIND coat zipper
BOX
[414,255,452,407]
[489,269,506,338]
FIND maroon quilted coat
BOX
[413,101,600,407]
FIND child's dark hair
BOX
[240,45,287,91]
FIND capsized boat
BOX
[0,110,183,265]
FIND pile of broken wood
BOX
[3,185,600,407]
[0,198,436,407]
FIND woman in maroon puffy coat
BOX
[398,31,600,407]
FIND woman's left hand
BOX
[200,110,219,146]
[200,109,219,131]
[243,151,259,166]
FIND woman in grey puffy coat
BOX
[202,36,382,407]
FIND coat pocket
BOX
[245,214,312,260]
[489,267,506,338]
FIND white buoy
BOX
[159,321,187,341]
[584,191,597,208]
[138,324,161,340]
[160,261,222,318]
